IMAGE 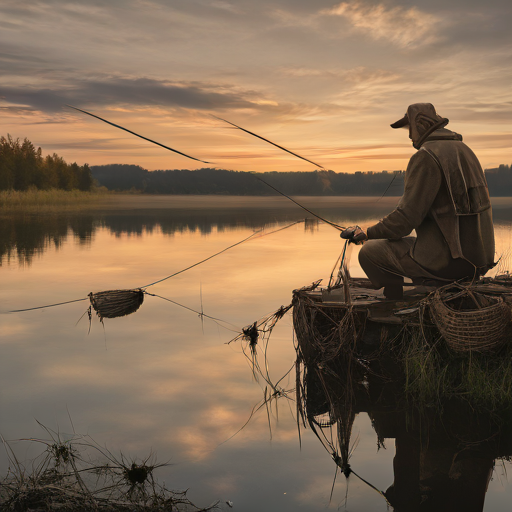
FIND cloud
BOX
[0,77,277,113]
[321,2,442,48]
[39,138,131,150]
[0,76,360,128]
[0,0,509,174]
[464,133,512,150]
[209,1,241,14]
[281,66,399,84]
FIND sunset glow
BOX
[1,0,510,173]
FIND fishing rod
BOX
[210,114,325,169]
[67,105,210,164]
[210,115,345,229]
[69,105,345,231]
[212,115,400,203]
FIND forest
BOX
[2,133,510,197]
[91,163,512,196]
[91,164,406,196]
[0,135,93,191]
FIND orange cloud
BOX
[322,2,442,48]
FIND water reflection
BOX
[0,215,94,265]
[2,197,512,511]
[2,199,511,266]
[298,335,512,511]
[0,198,399,265]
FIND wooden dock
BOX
[292,276,512,356]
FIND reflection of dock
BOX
[292,276,512,511]
[296,345,512,511]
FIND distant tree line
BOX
[91,163,512,196]
[484,165,512,196]
[0,135,93,191]
[91,164,406,196]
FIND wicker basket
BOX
[89,289,144,319]
[429,288,511,352]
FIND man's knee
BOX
[358,240,383,269]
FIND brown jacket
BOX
[367,129,495,275]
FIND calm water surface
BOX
[2,196,512,511]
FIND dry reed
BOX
[0,189,108,213]
[0,422,217,512]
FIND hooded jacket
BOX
[366,124,495,276]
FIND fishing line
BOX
[16,103,341,312]
[255,176,345,232]
[335,240,354,288]
[376,171,399,201]
[9,297,89,313]
[140,219,304,289]
[346,468,390,504]
[8,221,303,315]
[308,419,389,505]
[69,105,345,232]
[144,291,240,332]
[328,240,349,288]
[140,228,264,289]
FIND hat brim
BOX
[390,114,408,129]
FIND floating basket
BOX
[429,287,511,352]
[89,289,144,320]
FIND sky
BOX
[1,0,511,173]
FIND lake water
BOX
[2,195,512,511]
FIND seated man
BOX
[342,103,495,299]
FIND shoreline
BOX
[2,189,512,214]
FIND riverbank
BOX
[4,190,512,218]
[0,189,110,213]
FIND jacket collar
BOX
[419,128,463,147]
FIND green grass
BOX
[399,326,512,411]
[0,188,109,213]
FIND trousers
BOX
[358,238,478,290]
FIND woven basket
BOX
[430,288,511,352]
[89,289,144,319]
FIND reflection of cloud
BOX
[175,405,250,460]
[177,429,215,461]
[321,2,441,48]
[295,474,334,506]
[205,474,240,494]
[0,321,31,340]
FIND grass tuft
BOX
[0,422,217,512]
[399,324,512,411]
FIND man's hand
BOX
[340,225,368,245]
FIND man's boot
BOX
[384,285,403,300]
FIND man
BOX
[341,103,495,299]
